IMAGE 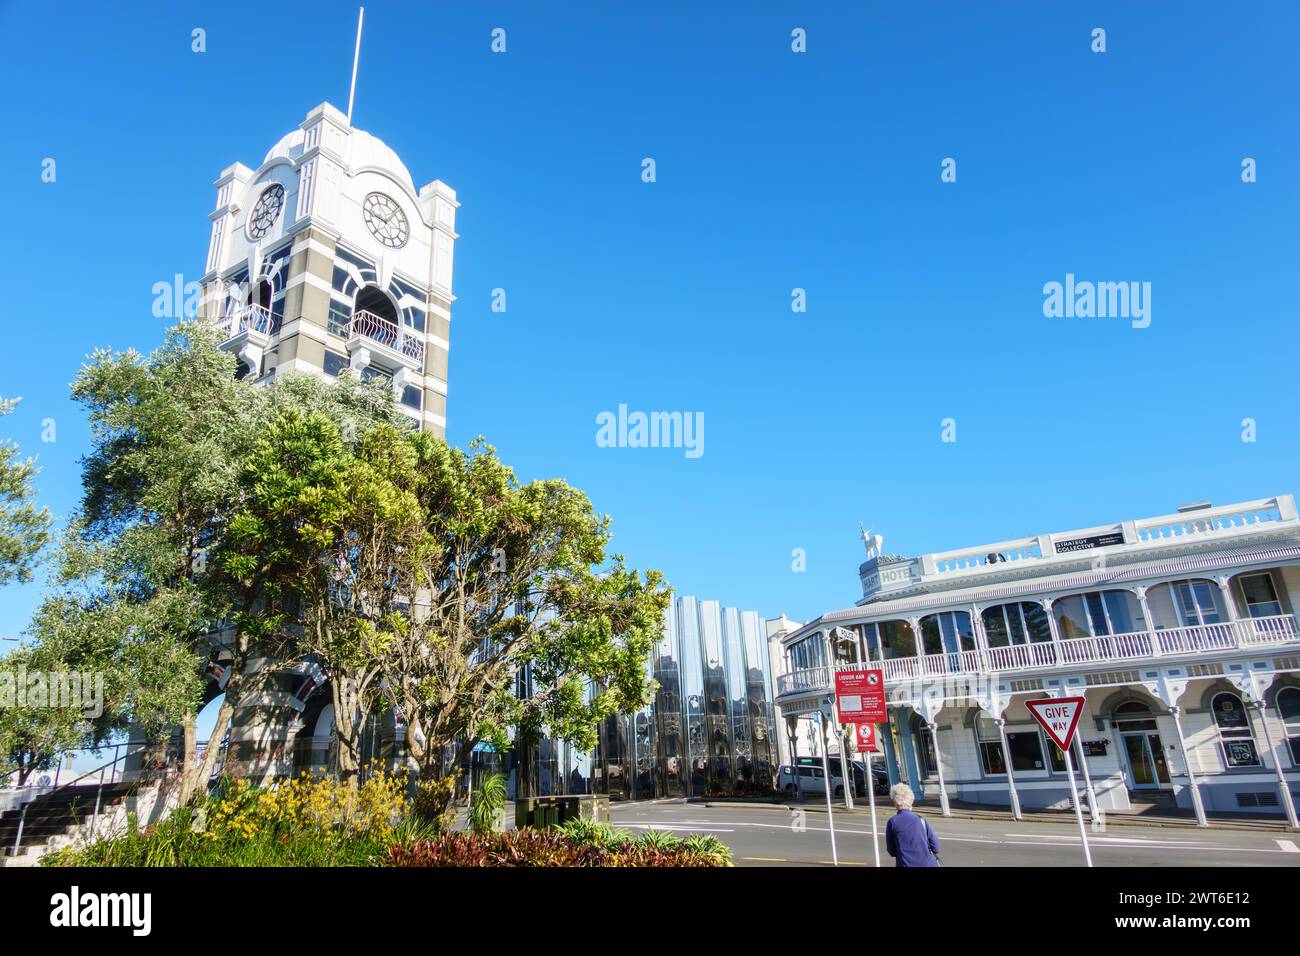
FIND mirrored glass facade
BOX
[509,595,779,800]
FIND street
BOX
[608,799,1300,867]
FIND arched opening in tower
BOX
[353,284,399,325]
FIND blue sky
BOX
[1,0,1298,643]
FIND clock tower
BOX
[199,101,456,436]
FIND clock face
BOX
[247,183,285,240]
[362,192,409,248]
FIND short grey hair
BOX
[890,783,915,810]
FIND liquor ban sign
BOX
[834,669,886,723]
[854,722,877,753]
[1025,697,1086,752]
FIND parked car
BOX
[778,764,845,797]
[794,757,890,796]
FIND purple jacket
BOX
[885,809,940,867]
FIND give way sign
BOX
[1025,697,1086,751]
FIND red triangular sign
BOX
[1025,696,1086,752]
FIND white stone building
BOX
[775,497,1300,826]
[199,101,456,436]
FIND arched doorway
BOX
[1114,701,1171,791]
[353,284,399,324]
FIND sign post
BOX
[855,722,881,867]
[833,668,887,724]
[814,709,838,866]
[1026,696,1092,867]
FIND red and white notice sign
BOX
[834,669,886,723]
[854,722,877,753]
[1025,697,1086,752]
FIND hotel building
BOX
[774,497,1300,826]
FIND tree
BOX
[218,409,425,786]
[0,645,89,786]
[31,321,403,804]
[388,436,670,788]
[0,397,52,585]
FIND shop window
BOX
[1005,730,1046,771]
[1278,687,1300,766]
[1212,692,1260,768]
[975,716,1006,775]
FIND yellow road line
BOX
[742,856,787,862]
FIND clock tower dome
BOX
[199,101,457,436]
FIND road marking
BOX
[622,824,735,833]
[742,856,787,862]
[821,860,868,866]
[1277,839,1300,853]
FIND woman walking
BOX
[885,783,941,867]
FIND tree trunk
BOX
[177,691,235,806]
[331,680,361,789]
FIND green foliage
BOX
[44,771,412,867]
[0,644,91,784]
[412,774,458,829]
[0,397,52,586]
[468,771,507,835]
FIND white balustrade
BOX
[774,615,1299,697]
[348,310,425,364]
[215,304,273,341]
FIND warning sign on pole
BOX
[854,722,877,753]
[1026,696,1086,752]
[834,669,886,723]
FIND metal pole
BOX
[866,730,881,867]
[11,803,26,858]
[996,718,1023,820]
[1072,732,1100,825]
[1169,706,1208,827]
[840,726,854,810]
[1254,702,1299,830]
[1064,747,1093,866]
[346,7,365,125]
[817,713,838,866]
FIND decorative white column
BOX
[1041,598,1062,665]
[1215,575,1240,622]
[1253,699,1299,830]
[1169,705,1208,827]
[996,716,1023,820]
[1135,585,1162,657]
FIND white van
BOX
[777,764,844,797]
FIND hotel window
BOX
[400,385,422,410]
[872,620,917,660]
[1239,573,1282,618]
[1053,590,1144,640]
[1279,688,1300,765]
[1212,692,1260,768]
[920,611,974,655]
[1170,580,1224,627]
[975,716,1006,775]
[982,602,1053,647]
[1005,730,1046,772]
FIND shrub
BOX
[468,772,506,835]
[387,827,732,867]
[412,773,458,830]
[44,771,414,867]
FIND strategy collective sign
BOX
[834,669,886,723]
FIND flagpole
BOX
[347,7,365,125]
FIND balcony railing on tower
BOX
[215,304,273,343]
[347,310,425,366]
